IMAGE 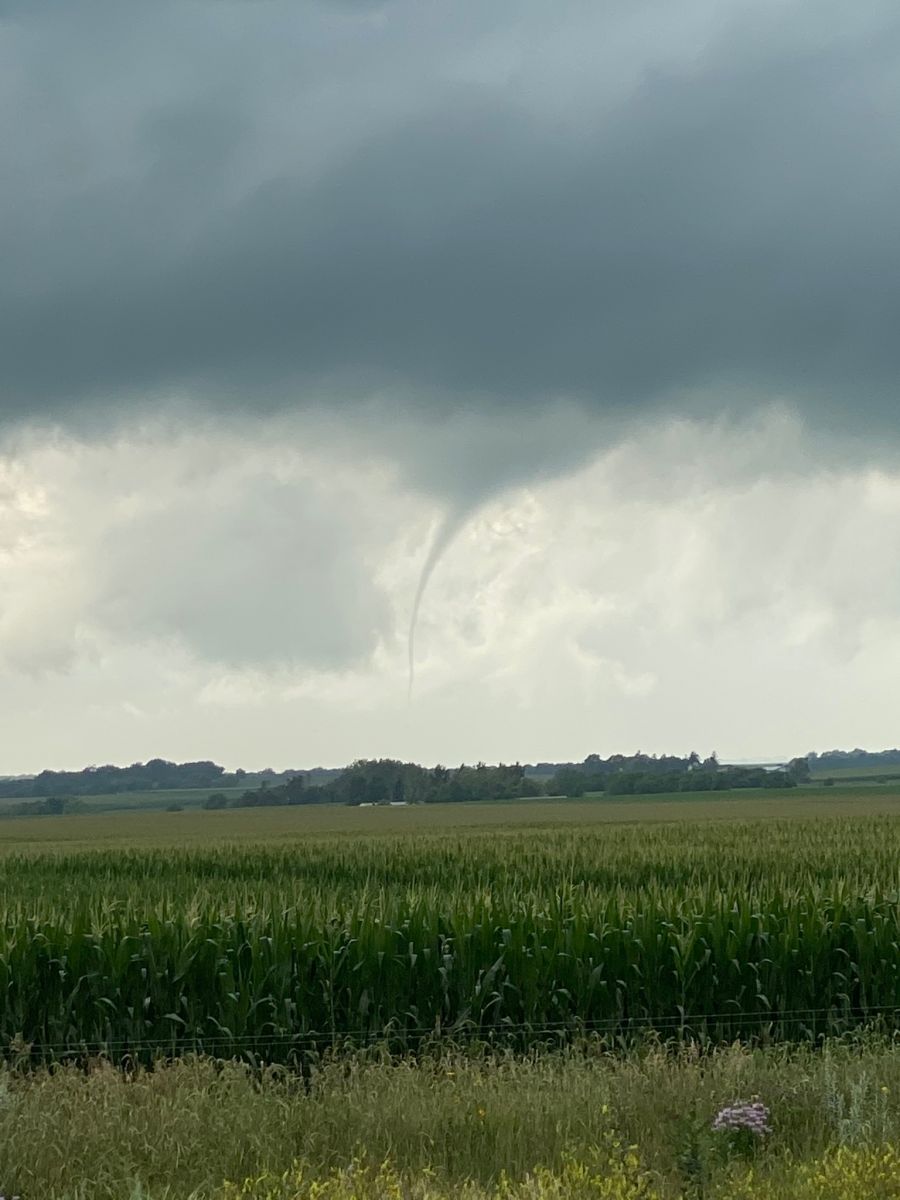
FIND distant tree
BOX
[550,768,586,798]
[284,775,306,804]
[786,756,811,784]
[518,776,544,798]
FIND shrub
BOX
[727,1143,900,1199]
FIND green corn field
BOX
[2,812,900,1060]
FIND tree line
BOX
[810,748,900,771]
[0,758,341,799]
[207,760,544,809]
[205,752,811,809]
[548,752,810,797]
[0,750,817,812]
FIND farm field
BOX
[4,794,900,1197]
[1,793,900,1053]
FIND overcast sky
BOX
[1,0,899,771]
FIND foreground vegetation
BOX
[4,1039,900,1197]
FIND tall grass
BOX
[5,1039,900,1198]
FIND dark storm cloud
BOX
[2,0,900,432]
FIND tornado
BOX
[407,510,468,702]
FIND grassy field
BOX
[809,764,900,783]
[0,785,249,817]
[2,784,900,848]
[3,793,900,1197]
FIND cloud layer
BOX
[3,0,900,450]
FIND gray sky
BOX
[1,0,899,770]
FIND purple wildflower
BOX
[712,1100,772,1137]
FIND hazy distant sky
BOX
[1,0,899,770]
